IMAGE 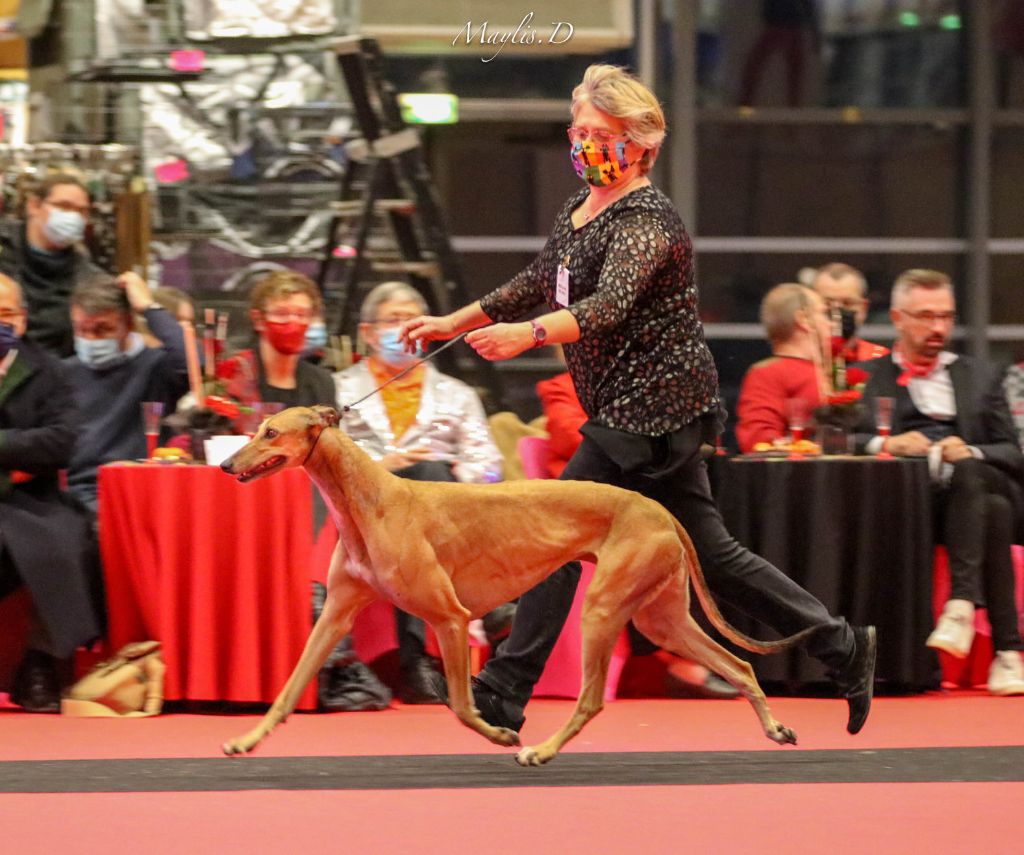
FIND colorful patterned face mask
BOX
[570,139,633,187]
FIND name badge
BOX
[556,260,570,307]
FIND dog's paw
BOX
[767,724,797,746]
[488,726,521,747]
[222,737,255,756]
[515,746,544,767]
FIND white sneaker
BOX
[925,600,975,658]
[988,650,1024,696]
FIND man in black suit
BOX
[0,273,102,711]
[854,269,1024,696]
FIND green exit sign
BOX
[398,93,459,124]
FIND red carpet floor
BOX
[2,693,1022,854]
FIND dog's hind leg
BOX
[222,573,377,756]
[632,576,797,746]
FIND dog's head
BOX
[220,406,340,482]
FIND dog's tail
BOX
[672,518,826,654]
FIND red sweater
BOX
[536,372,586,478]
[736,356,823,452]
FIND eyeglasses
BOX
[373,316,417,328]
[263,310,313,324]
[44,199,91,216]
[566,126,630,146]
[901,310,957,325]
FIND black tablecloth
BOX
[709,456,936,690]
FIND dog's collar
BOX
[303,425,327,467]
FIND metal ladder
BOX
[318,35,503,404]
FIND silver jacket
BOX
[183,0,337,40]
[333,361,503,484]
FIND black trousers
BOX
[477,420,855,707]
[938,457,1022,652]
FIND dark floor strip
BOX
[3,746,1023,793]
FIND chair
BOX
[516,435,553,481]
[515,436,630,701]
[932,545,1024,687]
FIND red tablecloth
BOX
[98,464,317,709]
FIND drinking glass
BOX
[141,401,164,457]
[874,397,895,459]
[786,398,810,459]
[786,398,809,444]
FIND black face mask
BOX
[837,308,858,341]
[0,321,18,357]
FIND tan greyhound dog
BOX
[220,406,812,766]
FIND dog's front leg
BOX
[222,574,377,756]
[431,616,521,748]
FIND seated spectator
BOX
[64,273,189,514]
[812,262,890,363]
[216,270,335,411]
[139,286,196,348]
[0,273,101,712]
[854,269,1024,696]
[219,269,392,713]
[0,173,103,358]
[335,281,509,704]
[736,283,831,452]
[536,359,737,700]
[1003,361,1024,450]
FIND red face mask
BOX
[263,320,308,355]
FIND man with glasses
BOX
[854,269,1024,695]
[65,272,188,514]
[0,273,101,711]
[0,174,103,358]
[811,263,889,364]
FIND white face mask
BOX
[42,208,87,248]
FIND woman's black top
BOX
[479,185,720,436]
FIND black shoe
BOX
[398,656,446,705]
[482,602,517,647]
[665,669,740,700]
[318,658,392,712]
[428,674,526,733]
[835,626,876,735]
[471,679,526,733]
[10,650,61,714]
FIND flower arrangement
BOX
[815,366,868,431]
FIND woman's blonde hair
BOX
[571,65,666,174]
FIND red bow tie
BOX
[897,357,938,387]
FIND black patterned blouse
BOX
[479,185,720,436]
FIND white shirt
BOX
[867,351,983,470]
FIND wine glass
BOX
[874,397,895,459]
[786,398,810,460]
[141,401,164,458]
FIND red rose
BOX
[206,395,241,419]
[216,358,239,380]
[826,390,861,406]
[845,367,869,387]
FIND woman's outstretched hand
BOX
[466,322,533,361]
[400,315,456,352]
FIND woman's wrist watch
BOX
[529,319,547,348]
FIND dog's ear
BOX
[310,405,341,429]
